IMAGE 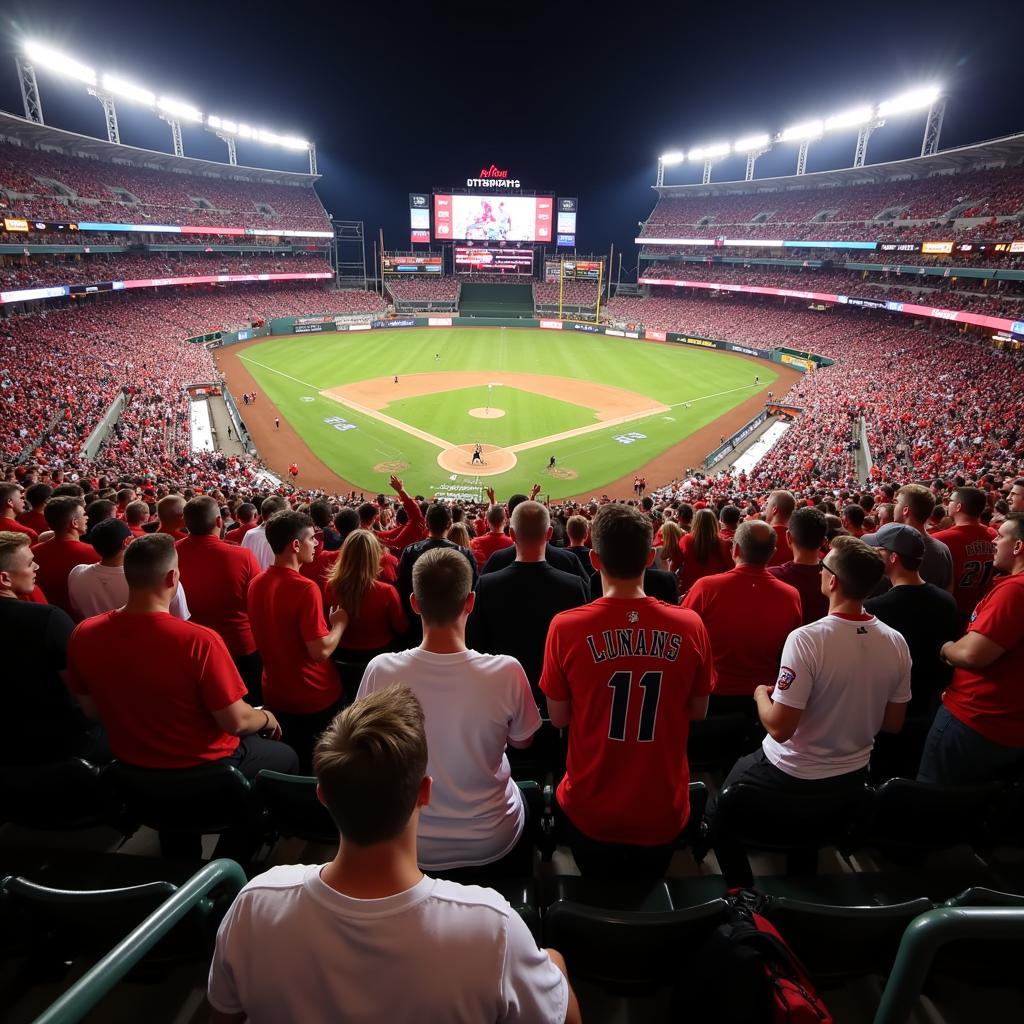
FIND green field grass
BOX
[238,327,778,499]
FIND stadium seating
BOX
[384,276,460,303]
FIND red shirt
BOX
[378,492,427,554]
[157,525,188,541]
[300,546,340,590]
[682,565,803,696]
[676,534,734,595]
[323,578,408,651]
[379,550,399,583]
[175,534,261,656]
[31,538,100,615]
[2,516,37,542]
[767,524,793,567]
[19,584,48,604]
[470,531,514,569]
[17,509,48,535]
[224,521,257,546]
[540,597,715,845]
[933,523,997,619]
[248,565,341,714]
[942,572,1024,746]
[67,610,244,769]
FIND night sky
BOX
[1,0,1022,279]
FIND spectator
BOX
[376,475,426,554]
[17,483,51,536]
[765,490,796,567]
[84,498,116,541]
[68,518,189,622]
[654,520,684,573]
[564,514,594,576]
[769,505,830,624]
[242,494,288,571]
[893,484,954,590]
[310,499,340,551]
[124,500,149,537]
[676,508,734,594]
[447,521,472,549]
[207,686,577,1024]
[876,503,895,527]
[933,486,998,621]
[0,531,106,766]
[682,521,802,713]
[156,494,187,541]
[919,513,1024,785]
[323,530,407,661]
[468,501,589,702]
[0,483,37,541]
[470,502,514,570]
[176,496,263,699]
[30,496,99,615]
[224,502,257,545]
[247,510,347,770]
[842,504,866,537]
[541,504,714,879]
[359,550,541,872]
[714,536,911,886]
[1009,479,1024,515]
[718,504,741,543]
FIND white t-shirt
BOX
[208,865,567,1024]
[241,525,274,571]
[67,562,190,621]
[357,648,541,870]
[762,613,912,780]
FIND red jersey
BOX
[470,531,514,570]
[323,578,408,651]
[247,565,341,714]
[767,524,793,567]
[682,565,802,696]
[942,572,1024,746]
[17,509,48,535]
[378,492,426,554]
[676,534,734,595]
[175,534,261,656]
[67,610,244,769]
[224,521,257,546]
[932,523,997,620]
[157,525,188,541]
[379,549,399,583]
[31,538,100,615]
[540,596,715,845]
[2,516,37,542]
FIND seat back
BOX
[106,761,259,835]
[253,770,337,844]
[0,758,123,831]
[542,897,731,993]
[687,713,758,772]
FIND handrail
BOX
[32,858,247,1024]
[873,905,1024,1024]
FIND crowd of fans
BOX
[384,277,461,303]
[534,281,602,307]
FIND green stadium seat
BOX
[253,770,337,845]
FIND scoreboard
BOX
[383,255,443,274]
[544,258,602,282]
[455,246,534,275]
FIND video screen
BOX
[434,195,553,242]
[454,246,534,275]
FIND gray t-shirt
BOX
[921,531,954,591]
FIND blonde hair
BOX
[446,522,472,548]
[0,530,30,574]
[325,529,382,619]
[660,520,684,566]
[690,508,721,563]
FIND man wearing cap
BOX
[864,524,960,778]
[918,512,1024,785]
[892,485,953,591]
[67,519,190,622]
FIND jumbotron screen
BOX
[382,255,443,274]
[454,246,534,275]
[434,195,553,242]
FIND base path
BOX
[437,444,517,477]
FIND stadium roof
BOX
[0,109,319,187]
[654,132,1024,197]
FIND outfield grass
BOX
[238,327,778,499]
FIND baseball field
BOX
[216,327,791,500]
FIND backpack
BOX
[676,889,832,1024]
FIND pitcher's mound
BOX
[468,407,505,419]
[437,444,517,477]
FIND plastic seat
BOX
[0,758,125,831]
[253,770,336,845]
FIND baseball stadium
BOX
[2,6,1024,1024]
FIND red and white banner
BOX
[539,319,563,330]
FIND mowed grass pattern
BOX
[238,327,778,498]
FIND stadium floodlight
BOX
[733,133,771,153]
[659,151,685,165]
[101,74,155,106]
[824,106,874,131]
[279,135,311,150]
[235,123,254,139]
[23,42,96,85]
[688,142,730,161]
[780,119,824,142]
[157,97,202,122]
[878,85,942,117]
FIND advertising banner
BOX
[539,320,563,330]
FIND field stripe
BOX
[320,390,455,450]
[238,354,324,390]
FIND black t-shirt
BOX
[865,583,960,718]
[0,597,95,764]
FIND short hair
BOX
[313,686,427,846]
[259,494,288,519]
[510,500,550,545]
[183,495,220,536]
[506,493,530,516]
[788,506,827,551]
[826,535,886,600]
[334,507,360,540]
[309,500,333,529]
[86,498,115,525]
[842,504,866,530]
[357,502,378,524]
[116,487,135,505]
[676,502,694,527]
[735,520,777,565]
[768,490,796,520]
[897,484,936,522]
[24,483,52,509]
[1004,512,1024,543]
[125,500,149,526]
[719,505,741,528]
[953,486,986,519]
[412,547,472,625]
[590,503,652,579]
[44,495,83,533]
[265,510,313,554]
[0,530,30,574]
[486,504,505,529]
[123,533,176,590]
[89,518,131,559]
[0,483,20,508]
[566,514,589,544]
[51,483,84,499]
[425,503,452,535]
[235,502,256,523]
[157,495,185,524]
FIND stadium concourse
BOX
[3,105,1024,1024]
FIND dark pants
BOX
[233,651,263,705]
[554,793,676,880]
[712,749,868,887]
[226,734,300,779]
[917,705,1024,786]
[429,801,534,882]
[271,704,340,774]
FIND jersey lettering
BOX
[606,670,664,742]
